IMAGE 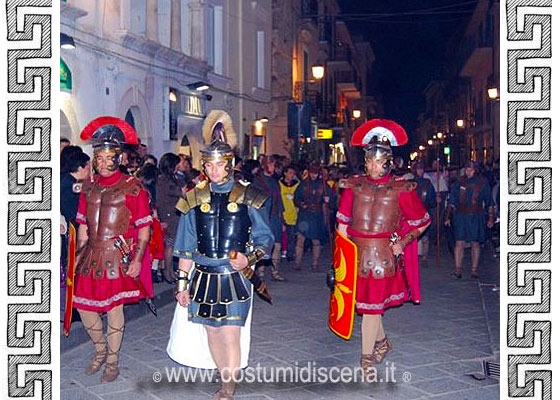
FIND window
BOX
[257,30,265,88]
[157,0,171,47]
[206,4,224,74]
[180,0,191,55]
[207,6,215,66]
[213,6,223,74]
[130,0,147,36]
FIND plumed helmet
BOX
[352,119,408,177]
[80,116,138,150]
[200,110,238,181]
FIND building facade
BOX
[61,0,272,164]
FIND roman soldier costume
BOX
[412,162,436,259]
[294,164,332,271]
[332,119,431,378]
[167,110,274,370]
[72,116,153,383]
[446,161,494,278]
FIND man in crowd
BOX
[411,162,436,261]
[445,161,495,279]
[73,117,153,383]
[294,164,332,272]
[335,119,430,378]
[279,164,300,262]
[167,111,274,399]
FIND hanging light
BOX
[419,145,425,151]
[169,89,178,102]
[437,132,444,139]
[456,119,465,128]
[187,81,211,91]
[352,109,361,119]
[428,139,434,146]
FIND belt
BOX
[195,263,236,274]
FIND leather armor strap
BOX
[401,228,421,246]
[132,239,149,263]
[246,248,266,267]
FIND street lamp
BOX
[187,81,211,91]
[312,65,325,80]
[419,145,425,151]
[352,109,361,119]
[456,119,465,128]
[428,139,434,146]
[486,75,499,100]
[436,132,444,139]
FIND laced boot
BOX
[101,324,124,383]
[294,242,304,271]
[84,325,107,376]
[311,242,322,272]
[372,337,393,364]
[271,243,285,281]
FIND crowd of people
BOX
[60,114,498,399]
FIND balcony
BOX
[335,70,361,99]
[328,44,352,65]
[458,32,493,78]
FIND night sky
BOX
[338,0,477,138]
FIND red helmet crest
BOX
[351,119,408,147]
[80,116,138,146]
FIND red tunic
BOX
[74,171,153,312]
[337,174,430,315]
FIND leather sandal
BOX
[271,270,285,281]
[212,388,234,400]
[360,354,377,380]
[452,270,462,279]
[470,270,479,279]
[85,347,107,375]
[101,361,119,383]
[83,324,107,375]
[372,337,393,364]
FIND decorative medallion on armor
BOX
[76,175,142,279]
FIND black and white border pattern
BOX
[1,0,555,399]
[3,1,55,399]
[504,0,552,399]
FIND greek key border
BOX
[0,0,556,399]
[505,0,552,399]
[4,1,54,399]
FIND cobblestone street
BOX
[61,244,499,400]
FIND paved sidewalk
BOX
[61,244,499,399]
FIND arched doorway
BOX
[61,110,72,142]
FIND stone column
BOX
[170,0,182,51]
[146,0,158,42]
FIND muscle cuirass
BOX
[458,178,483,214]
[302,180,325,211]
[77,175,141,279]
[350,177,413,235]
[195,192,251,259]
[348,176,416,279]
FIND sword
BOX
[389,232,405,271]
[113,236,157,316]
[229,250,273,305]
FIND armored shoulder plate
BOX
[175,180,211,214]
[122,176,143,196]
[392,178,416,192]
[229,182,268,209]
